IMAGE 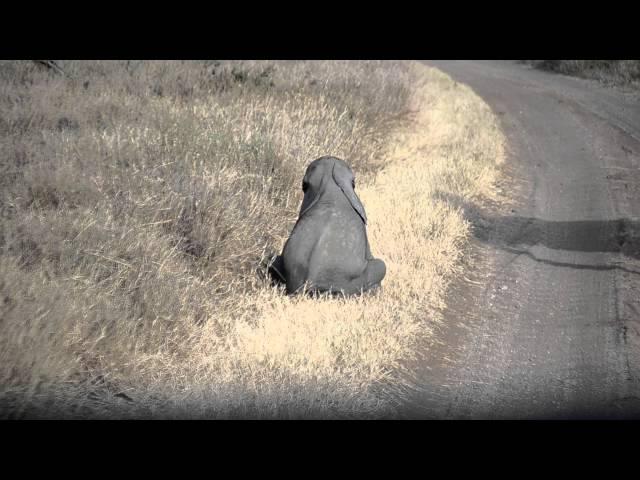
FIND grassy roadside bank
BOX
[522,60,640,89]
[0,61,504,418]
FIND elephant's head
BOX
[298,156,367,224]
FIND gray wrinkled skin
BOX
[270,156,386,295]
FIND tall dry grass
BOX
[0,61,504,418]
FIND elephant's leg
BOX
[268,254,286,287]
[337,258,386,295]
[363,258,386,291]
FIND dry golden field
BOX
[0,60,504,418]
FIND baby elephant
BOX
[269,156,386,295]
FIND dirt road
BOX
[403,60,640,419]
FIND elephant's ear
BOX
[298,176,322,219]
[332,162,367,225]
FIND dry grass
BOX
[0,61,504,419]
[522,60,640,89]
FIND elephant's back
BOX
[284,212,367,282]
